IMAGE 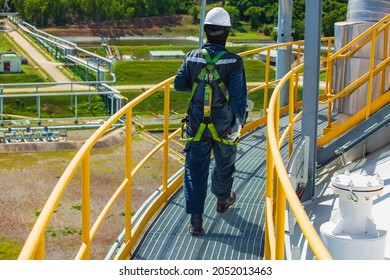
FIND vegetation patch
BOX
[0,238,21,260]
[46,226,82,237]
[3,94,107,119]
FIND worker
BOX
[174,7,247,235]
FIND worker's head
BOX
[204,7,231,46]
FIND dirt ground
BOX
[0,15,187,259]
[0,128,184,259]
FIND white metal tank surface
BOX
[347,0,390,22]
[333,0,390,117]
[320,170,387,259]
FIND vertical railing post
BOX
[265,140,274,260]
[366,28,377,118]
[125,110,133,244]
[273,92,284,259]
[275,177,286,260]
[81,152,91,259]
[380,26,388,96]
[34,235,45,260]
[288,76,294,157]
[263,49,271,116]
[163,84,170,194]
[294,44,301,110]
[326,41,334,129]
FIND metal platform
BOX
[131,108,330,260]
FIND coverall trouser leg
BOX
[183,140,237,215]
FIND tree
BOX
[47,0,68,26]
[189,5,200,24]
[224,5,239,30]
[244,6,264,30]
[323,10,347,37]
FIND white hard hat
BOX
[204,7,231,27]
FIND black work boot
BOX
[188,214,204,236]
[217,191,236,213]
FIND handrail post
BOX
[380,26,389,96]
[293,43,301,110]
[34,236,45,260]
[162,83,170,195]
[263,49,271,116]
[125,110,133,245]
[81,152,91,259]
[366,28,377,118]
[288,76,294,157]
[265,139,274,260]
[275,177,286,260]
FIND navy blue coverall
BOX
[174,42,247,215]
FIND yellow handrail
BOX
[319,13,390,146]
[265,65,333,260]
[264,14,390,260]
[18,39,335,260]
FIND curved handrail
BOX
[18,77,177,259]
[18,39,334,260]
[265,64,333,260]
[264,14,390,260]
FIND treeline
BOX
[223,0,348,39]
[1,0,196,26]
[1,0,348,39]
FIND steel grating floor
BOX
[131,107,329,260]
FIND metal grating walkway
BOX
[131,107,329,260]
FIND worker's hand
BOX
[227,117,242,142]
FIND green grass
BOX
[114,59,274,85]
[114,58,276,119]
[3,94,107,118]
[120,89,191,116]
[85,45,258,61]
[0,65,46,84]
[114,60,181,85]
[0,32,14,51]
[0,239,21,260]
[229,22,272,42]
[1,31,47,84]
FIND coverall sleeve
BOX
[174,54,191,92]
[228,56,247,126]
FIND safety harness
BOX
[180,49,237,145]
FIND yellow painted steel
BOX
[262,17,390,258]
[318,15,390,146]
[318,92,390,146]
[115,173,184,260]
[380,26,389,97]
[125,111,133,245]
[81,152,91,260]
[18,77,176,260]
[366,28,377,118]
[288,76,295,157]
[266,66,333,260]
[19,39,344,261]
[35,237,44,260]
[163,84,170,195]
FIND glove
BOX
[227,117,242,142]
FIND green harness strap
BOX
[180,49,238,146]
[190,49,229,99]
